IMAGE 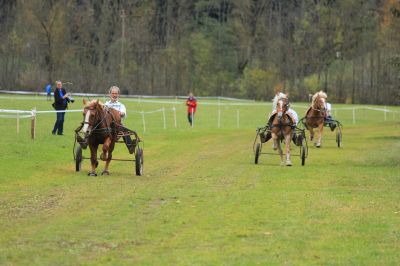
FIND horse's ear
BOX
[83,99,87,105]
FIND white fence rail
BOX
[1,103,399,140]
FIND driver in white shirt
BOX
[105,86,135,154]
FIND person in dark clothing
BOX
[186,92,197,126]
[52,80,73,135]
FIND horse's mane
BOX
[84,99,121,129]
[311,91,327,109]
[272,92,288,109]
[84,99,104,109]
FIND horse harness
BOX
[76,107,120,140]
[268,113,295,130]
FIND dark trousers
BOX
[187,113,194,125]
[121,126,132,145]
[52,111,65,134]
[120,125,135,153]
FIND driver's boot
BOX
[124,135,135,154]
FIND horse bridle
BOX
[311,97,326,114]
[76,107,118,140]
[271,97,294,128]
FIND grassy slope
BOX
[0,95,399,265]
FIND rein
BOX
[270,113,295,129]
[271,98,294,129]
[78,107,119,139]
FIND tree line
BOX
[1,0,399,104]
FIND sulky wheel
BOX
[135,148,144,176]
[75,146,82,172]
[336,127,342,148]
[301,140,307,166]
[255,143,261,164]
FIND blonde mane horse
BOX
[303,91,327,147]
[271,93,294,166]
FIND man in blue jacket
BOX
[52,80,73,135]
[45,83,52,101]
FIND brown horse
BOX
[270,94,294,166]
[79,99,121,176]
[302,91,327,148]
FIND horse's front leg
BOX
[309,128,314,141]
[271,132,278,150]
[272,133,284,165]
[100,139,109,161]
[89,144,99,176]
[285,132,292,166]
[101,138,114,175]
[316,123,324,148]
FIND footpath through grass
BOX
[0,95,399,265]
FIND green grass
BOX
[0,95,399,265]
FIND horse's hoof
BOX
[101,170,109,176]
[88,172,97,176]
[286,160,292,166]
[280,161,285,166]
[315,143,321,148]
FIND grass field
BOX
[0,94,399,265]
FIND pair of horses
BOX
[265,91,329,166]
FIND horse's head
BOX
[81,99,104,135]
[311,91,327,114]
[274,93,290,121]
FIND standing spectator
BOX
[52,80,72,135]
[186,92,197,126]
[45,83,52,101]
[104,86,135,154]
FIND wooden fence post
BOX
[31,108,36,140]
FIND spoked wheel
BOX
[255,143,261,164]
[75,146,82,172]
[336,127,342,148]
[135,147,144,176]
[301,140,307,166]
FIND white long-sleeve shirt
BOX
[105,100,127,118]
[325,102,332,116]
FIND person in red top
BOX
[186,92,197,126]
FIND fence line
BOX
[1,104,399,139]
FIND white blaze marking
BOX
[82,110,90,133]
